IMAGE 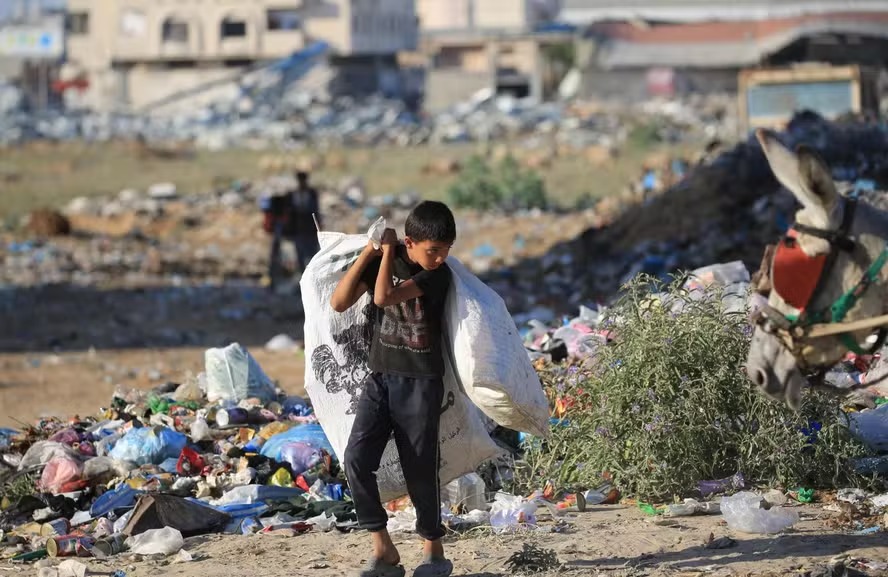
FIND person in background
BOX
[262,171,322,289]
[290,170,322,273]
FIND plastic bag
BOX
[49,428,80,445]
[209,485,305,507]
[90,483,142,518]
[848,404,888,452]
[204,343,277,403]
[82,456,134,481]
[125,527,184,555]
[18,441,79,470]
[109,427,187,466]
[190,418,211,442]
[721,491,798,534]
[259,423,335,462]
[489,493,538,533]
[279,442,323,476]
[174,380,204,403]
[39,456,84,494]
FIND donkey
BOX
[746,129,888,410]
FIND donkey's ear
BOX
[796,144,838,211]
[756,130,835,226]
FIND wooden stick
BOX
[806,313,888,338]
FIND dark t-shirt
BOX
[285,186,319,237]
[360,246,451,378]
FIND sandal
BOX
[413,557,454,577]
[355,558,406,577]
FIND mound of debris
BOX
[26,210,71,238]
[488,112,888,315]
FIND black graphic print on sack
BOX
[379,296,431,354]
[311,303,373,415]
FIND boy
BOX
[330,201,456,577]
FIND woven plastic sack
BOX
[445,257,549,437]
[300,227,502,502]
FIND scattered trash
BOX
[763,489,788,507]
[205,343,277,403]
[698,473,745,498]
[125,527,185,555]
[704,533,736,550]
[664,499,721,517]
[721,492,799,534]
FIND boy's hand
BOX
[365,239,382,256]
[381,228,398,249]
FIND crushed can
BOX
[93,533,127,557]
[46,535,95,558]
[216,408,248,427]
[40,518,70,537]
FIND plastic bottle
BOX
[443,473,487,512]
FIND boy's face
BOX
[404,238,452,270]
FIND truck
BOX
[737,64,881,136]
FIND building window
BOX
[162,19,190,44]
[221,18,248,38]
[267,9,301,31]
[120,9,147,38]
[67,12,89,35]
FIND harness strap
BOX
[797,195,858,325]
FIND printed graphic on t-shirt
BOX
[378,278,431,354]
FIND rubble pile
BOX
[483,112,888,318]
[0,88,735,151]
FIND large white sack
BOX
[300,230,501,503]
[445,258,550,438]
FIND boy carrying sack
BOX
[330,201,456,577]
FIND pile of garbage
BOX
[0,342,503,567]
[483,112,888,318]
[3,339,887,572]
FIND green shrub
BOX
[498,155,547,211]
[510,275,873,501]
[447,155,547,211]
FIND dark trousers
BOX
[269,226,320,279]
[344,372,445,541]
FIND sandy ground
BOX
[0,348,306,428]
[4,504,887,576]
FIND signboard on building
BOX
[0,21,64,59]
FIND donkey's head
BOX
[746,129,888,410]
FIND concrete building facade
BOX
[64,0,418,111]
[415,0,566,110]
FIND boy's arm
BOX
[330,242,379,313]
[374,229,424,307]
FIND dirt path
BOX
[9,504,886,576]
[0,348,305,428]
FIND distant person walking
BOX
[262,170,322,289]
[290,170,322,271]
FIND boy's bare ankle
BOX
[371,530,401,564]
[423,539,445,559]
